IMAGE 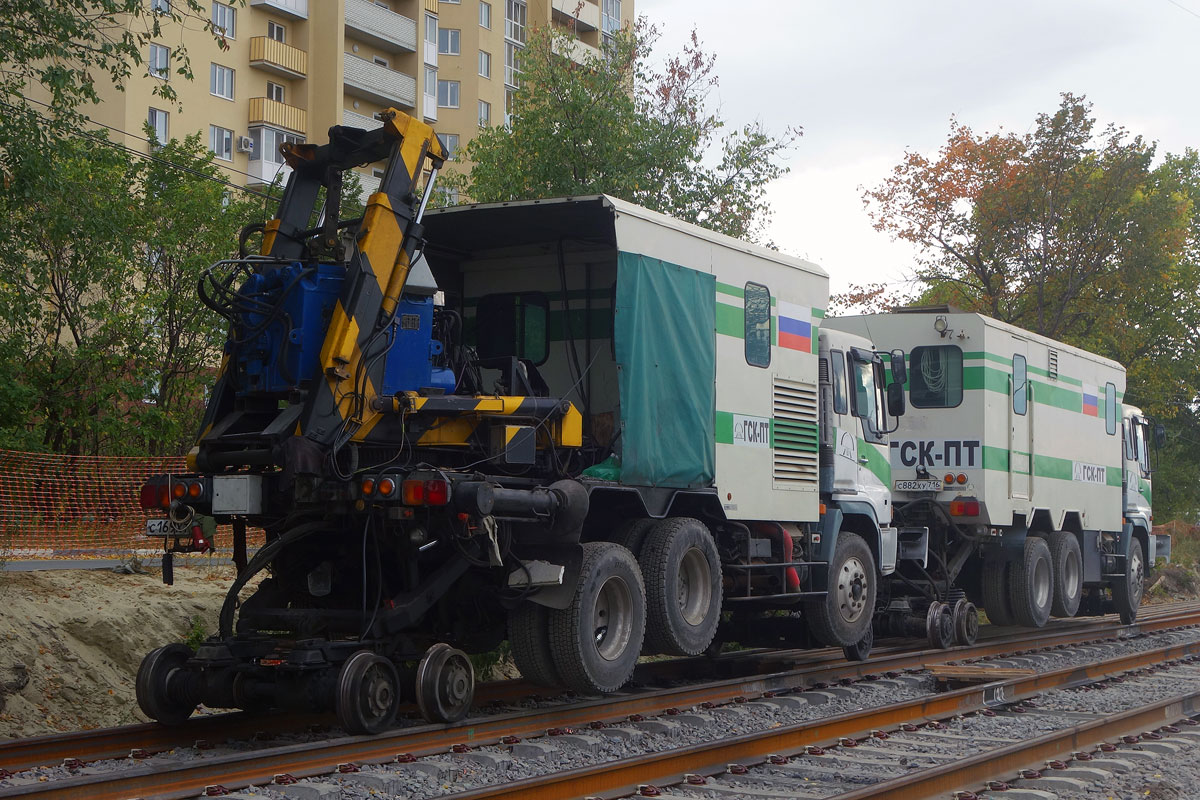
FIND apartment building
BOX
[87,0,634,198]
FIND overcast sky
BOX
[635,0,1200,297]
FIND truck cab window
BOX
[1012,354,1027,416]
[476,292,549,365]
[1136,419,1151,474]
[850,354,883,442]
[744,282,771,368]
[1123,419,1136,460]
[909,345,962,408]
[830,349,848,415]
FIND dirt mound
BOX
[0,565,235,739]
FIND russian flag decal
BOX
[778,301,812,352]
[1082,383,1099,417]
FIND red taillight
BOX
[950,500,981,517]
[402,479,424,505]
[956,473,968,485]
[173,483,186,499]
[424,479,450,506]
[361,478,375,496]
[943,473,955,485]
[139,484,158,510]
[378,478,396,497]
[159,487,170,508]
[188,482,203,498]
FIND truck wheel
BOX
[981,558,1015,626]
[842,623,873,662]
[1007,537,1053,628]
[926,601,954,649]
[415,643,475,724]
[136,643,198,725]
[611,518,656,557]
[1047,531,1083,618]
[805,531,875,647]
[548,542,646,694]
[1113,538,1145,625]
[640,518,722,656]
[335,650,400,735]
[952,599,979,646]
[509,602,561,687]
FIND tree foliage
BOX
[865,94,1200,520]
[446,21,799,243]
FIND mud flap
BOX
[517,543,584,610]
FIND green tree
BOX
[446,21,799,243]
[865,95,1200,520]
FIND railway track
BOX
[3,601,1200,799]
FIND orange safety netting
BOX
[0,449,263,558]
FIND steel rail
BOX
[2,602,1198,777]
[829,691,1200,799]
[434,638,1200,800]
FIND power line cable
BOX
[1165,0,1200,19]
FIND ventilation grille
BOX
[773,377,819,485]
[1048,349,1059,380]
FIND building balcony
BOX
[249,36,307,79]
[342,109,384,130]
[552,0,600,32]
[249,97,307,134]
[344,53,416,109]
[345,0,417,53]
[551,36,600,64]
[246,158,293,187]
[249,0,307,20]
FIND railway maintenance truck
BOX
[135,110,934,733]
[825,308,1169,643]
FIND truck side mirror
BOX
[887,381,906,418]
[1154,423,1166,448]
[889,349,907,386]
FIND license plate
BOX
[144,518,184,537]
[894,479,943,492]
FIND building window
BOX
[443,133,459,159]
[373,55,389,67]
[249,126,303,162]
[505,88,516,124]
[148,108,168,144]
[478,100,490,126]
[504,41,521,88]
[478,50,491,78]
[744,282,771,368]
[210,63,234,99]
[601,0,620,37]
[152,0,170,14]
[209,125,233,161]
[149,44,170,79]
[480,1,491,29]
[505,0,526,44]
[438,28,460,55]
[266,82,284,103]
[211,1,236,39]
[437,79,459,108]
[425,14,437,45]
[424,67,437,97]
[267,21,285,42]
[442,0,460,3]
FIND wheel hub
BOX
[837,556,869,623]
[594,575,634,662]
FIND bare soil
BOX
[0,564,236,739]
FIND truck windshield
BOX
[909,345,963,408]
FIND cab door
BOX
[1009,340,1032,500]
[847,349,891,523]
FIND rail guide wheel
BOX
[136,643,198,725]
[925,601,954,649]
[335,650,401,735]
[952,599,979,646]
[415,642,476,724]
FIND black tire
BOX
[508,602,561,687]
[548,542,646,694]
[982,557,1014,626]
[1008,537,1053,628]
[843,623,873,662]
[1047,531,1083,618]
[1113,537,1146,625]
[335,650,400,735]
[611,518,657,558]
[135,643,198,725]
[805,531,875,647]
[639,518,722,657]
[952,599,979,646]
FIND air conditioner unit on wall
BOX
[236,135,255,153]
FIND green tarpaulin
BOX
[614,253,716,488]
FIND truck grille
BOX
[773,377,819,486]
